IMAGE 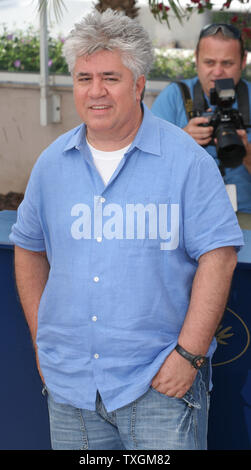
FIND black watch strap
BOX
[175,344,208,370]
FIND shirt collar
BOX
[128,103,161,157]
[63,103,161,157]
[63,124,86,153]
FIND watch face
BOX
[193,356,207,369]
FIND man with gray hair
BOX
[10,10,243,450]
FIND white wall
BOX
[138,5,211,49]
[0,77,163,194]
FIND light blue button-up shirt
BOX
[151,77,251,213]
[10,104,243,412]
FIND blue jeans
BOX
[46,367,210,450]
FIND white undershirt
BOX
[87,141,131,185]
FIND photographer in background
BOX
[152,24,251,213]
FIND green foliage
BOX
[149,49,196,80]
[0,25,250,81]
[0,26,68,74]
[0,26,196,79]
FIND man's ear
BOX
[241,50,248,71]
[195,49,199,68]
[136,75,146,102]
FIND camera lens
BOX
[215,124,246,168]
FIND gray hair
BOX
[63,8,155,80]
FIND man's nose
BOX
[213,64,225,77]
[88,78,107,98]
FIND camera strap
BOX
[174,80,208,120]
[193,80,209,115]
[174,81,194,120]
[236,80,250,127]
[175,78,250,125]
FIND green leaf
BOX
[38,0,68,23]
[168,0,184,24]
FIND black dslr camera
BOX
[200,78,246,168]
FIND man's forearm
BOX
[243,151,251,174]
[14,246,50,345]
[178,246,237,355]
[152,246,237,397]
[237,130,251,174]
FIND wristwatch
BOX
[175,344,208,370]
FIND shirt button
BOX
[94,353,99,359]
[93,276,99,282]
[100,197,106,203]
[96,237,102,243]
[92,315,97,322]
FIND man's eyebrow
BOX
[102,71,122,77]
[75,71,122,77]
